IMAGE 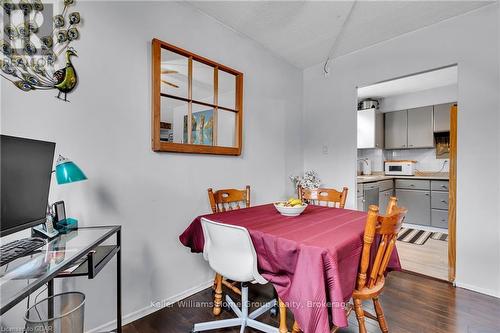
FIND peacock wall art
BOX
[0,0,82,101]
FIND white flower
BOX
[290,170,321,189]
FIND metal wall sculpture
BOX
[1,0,82,101]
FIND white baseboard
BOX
[86,279,213,333]
[455,281,500,298]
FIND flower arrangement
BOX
[290,170,321,190]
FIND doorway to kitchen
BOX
[355,65,457,282]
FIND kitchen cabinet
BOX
[379,189,393,214]
[378,179,394,214]
[431,192,449,210]
[395,189,431,226]
[359,178,449,229]
[385,106,435,149]
[384,110,407,149]
[434,103,452,132]
[356,183,363,198]
[378,180,393,192]
[356,183,364,211]
[431,180,449,191]
[395,179,431,190]
[363,182,379,212]
[357,196,364,212]
[357,109,384,149]
[431,209,448,229]
[356,179,394,213]
[431,180,449,229]
[407,106,434,148]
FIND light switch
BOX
[322,145,328,155]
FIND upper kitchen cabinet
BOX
[357,109,384,149]
[385,107,435,149]
[434,103,453,132]
[407,106,434,148]
[384,110,407,149]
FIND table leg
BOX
[117,230,122,333]
[278,298,288,333]
[213,273,223,316]
[48,280,54,331]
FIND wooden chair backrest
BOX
[208,185,251,213]
[298,186,348,208]
[356,197,407,290]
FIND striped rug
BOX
[431,232,448,241]
[397,228,432,245]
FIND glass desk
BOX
[0,226,122,332]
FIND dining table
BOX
[179,203,401,333]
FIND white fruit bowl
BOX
[273,202,308,217]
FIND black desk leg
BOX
[117,229,122,333]
[48,280,54,330]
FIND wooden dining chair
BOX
[349,197,407,333]
[298,186,348,208]
[208,186,250,213]
[207,185,250,315]
[291,197,407,333]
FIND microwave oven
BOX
[384,160,416,176]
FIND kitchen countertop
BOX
[357,172,449,184]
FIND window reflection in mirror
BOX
[218,70,236,110]
[192,60,214,103]
[218,110,236,147]
[160,49,189,99]
[160,96,188,143]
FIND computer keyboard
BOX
[0,237,46,267]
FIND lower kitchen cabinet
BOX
[431,191,449,210]
[357,183,363,198]
[395,189,431,226]
[379,189,393,214]
[357,196,364,211]
[357,183,364,211]
[431,209,448,228]
[430,180,449,229]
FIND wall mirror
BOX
[151,39,243,155]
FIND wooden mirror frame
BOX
[151,38,243,155]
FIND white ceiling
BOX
[187,0,495,69]
[357,65,458,99]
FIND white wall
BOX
[304,4,500,297]
[358,148,449,173]
[0,1,303,330]
[380,84,457,112]
[498,0,500,300]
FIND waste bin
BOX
[24,292,85,333]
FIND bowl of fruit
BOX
[273,198,308,217]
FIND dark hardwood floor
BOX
[123,272,500,333]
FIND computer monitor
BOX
[1,135,56,237]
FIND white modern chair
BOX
[192,218,279,333]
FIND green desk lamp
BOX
[55,155,87,184]
[33,155,87,237]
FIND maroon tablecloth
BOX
[179,204,401,333]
